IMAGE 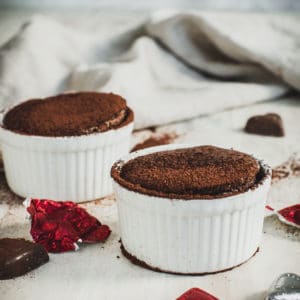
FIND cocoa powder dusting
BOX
[112,145,266,200]
[3,92,133,137]
[131,132,178,152]
[0,171,24,207]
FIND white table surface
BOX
[0,9,299,300]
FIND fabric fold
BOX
[1,12,298,129]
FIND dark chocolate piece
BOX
[3,92,133,137]
[0,238,49,280]
[112,145,263,199]
[244,113,284,137]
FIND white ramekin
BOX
[0,121,133,202]
[112,144,271,274]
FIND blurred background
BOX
[1,0,300,50]
[1,0,300,11]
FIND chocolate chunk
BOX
[0,238,49,280]
[244,113,284,137]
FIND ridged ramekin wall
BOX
[112,145,271,274]
[0,123,133,202]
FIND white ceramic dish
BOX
[0,120,133,202]
[112,144,271,274]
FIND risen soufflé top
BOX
[112,145,264,199]
[2,92,133,137]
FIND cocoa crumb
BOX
[272,153,300,183]
[131,132,178,152]
[0,172,23,207]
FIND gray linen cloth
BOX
[0,11,299,129]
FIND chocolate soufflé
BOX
[2,92,133,137]
[112,145,266,199]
